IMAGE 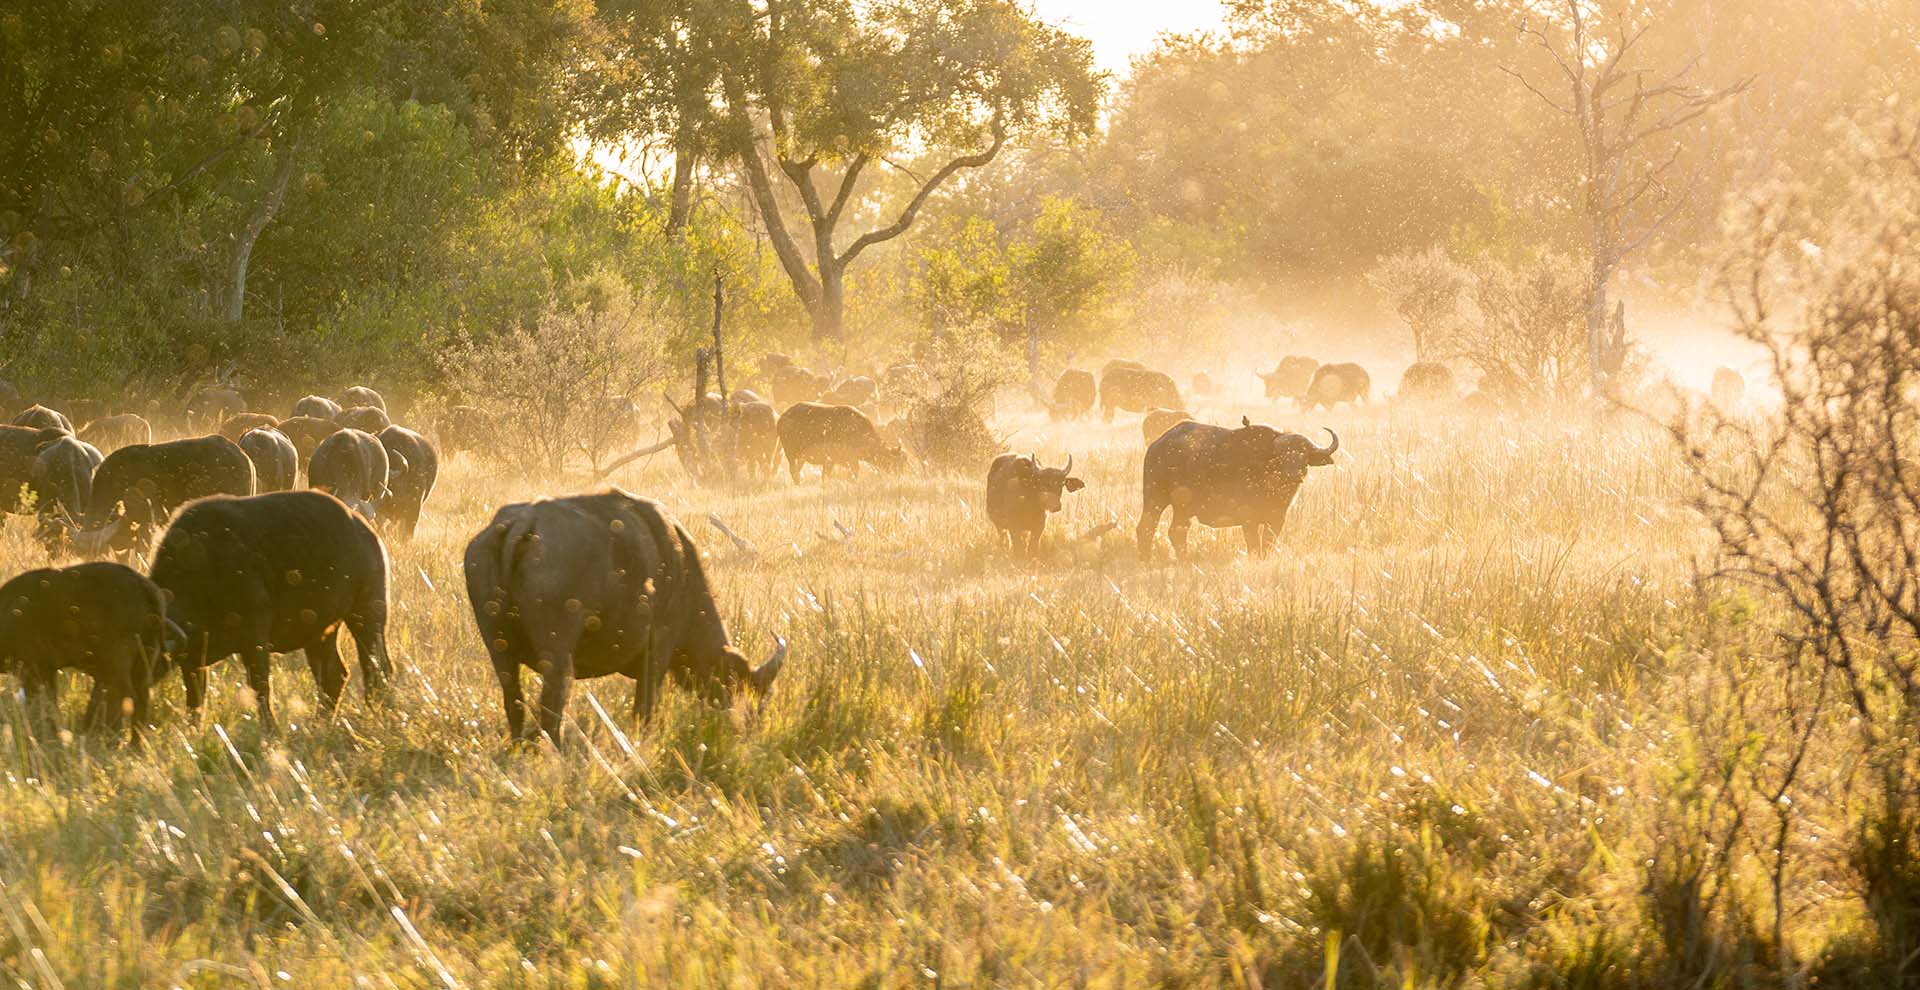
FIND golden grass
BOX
[0,396,1841,987]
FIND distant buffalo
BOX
[0,426,67,513]
[292,394,343,420]
[377,425,438,539]
[1137,419,1340,560]
[12,404,73,434]
[0,562,179,746]
[339,386,386,413]
[985,453,1084,557]
[185,386,245,430]
[1142,408,1193,445]
[77,414,152,453]
[1304,362,1371,410]
[220,411,280,442]
[771,365,833,407]
[463,491,786,744]
[276,415,343,466]
[30,435,102,550]
[336,405,392,435]
[1398,362,1456,405]
[1099,360,1182,421]
[822,376,878,409]
[152,491,391,728]
[75,436,257,557]
[776,402,907,482]
[1259,356,1318,402]
[308,428,390,521]
[239,427,298,492]
[1050,369,1097,420]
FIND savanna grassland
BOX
[0,393,1837,989]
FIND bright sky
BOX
[1029,0,1230,75]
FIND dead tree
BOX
[1503,0,1749,392]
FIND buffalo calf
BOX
[0,562,179,746]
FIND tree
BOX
[1502,0,1748,391]
[1367,246,1470,361]
[711,0,1101,342]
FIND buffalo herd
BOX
[0,350,1446,747]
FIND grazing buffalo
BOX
[308,429,390,520]
[1099,360,1182,421]
[1304,362,1371,410]
[185,386,246,429]
[0,562,180,746]
[1142,408,1194,445]
[336,405,392,435]
[376,425,438,539]
[12,404,73,434]
[437,405,495,459]
[0,426,68,512]
[822,376,878,409]
[275,415,343,466]
[771,365,833,407]
[985,453,1085,558]
[1259,356,1319,402]
[292,394,343,420]
[239,428,298,492]
[77,413,152,453]
[75,436,257,557]
[1398,362,1456,405]
[1137,418,1340,560]
[775,402,907,481]
[463,491,786,744]
[339,385,386,412]
[220,411,280,442]
[29,436,103,550]
[151,491,391,727]
[1711,367,1746,411]
[1051,369,1097,420]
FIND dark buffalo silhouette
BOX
[0,562,181,746]
[219,411,280,442]
[1398,362,1456,405]
[770,365,833,408]
[463,490,786,744]
[1099,360,1182,421]
[1137,419,1340,560]
[0,426,68,512]
[1051,369,1097,420]
[339,386,386,413]
[775,402,907,481]
[151,491,390,727]
[292,394,343,420]
[12,404,73,434]
[1142,408,1193,445]
[336,405,392,435]
[185,386,245,430]
[1304,362,1371,410]
[377,425,438,539]
[1259,356,1319,402]
[75,436,257,557]
[985,453,1085,557]
[239,427,298,492]
[77,413,152,453]
[29,435,102,551]
[307,429,390,521]
[275,415,343,467]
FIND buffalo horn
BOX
[1316,428,1340,458]
[1062,453,1072,475]
[752,635,788,694]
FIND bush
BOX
[1367,245,1470,361]
[893,324,1018,472]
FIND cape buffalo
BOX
[463,491,786,744]
[0,426,68,512]
[1398,362,1456,405]
[12,404,73,434]
[276,415,343,467]
[775,402,907,481]
[151,491,390,727]
[239,427,298,492]
[1142,408,1194,445]
[308,428,390,520]
[1137,419,1340,560]
[377,425,438,539]
[75,436,257,557]
[30,435,102,550]
[1099,360,1182,421]
[771,365,832,407]
[0,562,180,746]
[1051,369,1097,420]
[220,411,280,442]
[985,453,1085,558]
[77,413,152,453]
[822,376,878,409]
[339,386,386,412]
[292,394,343,420]
[1259,356,1319,402]
[185,386,245,430]
[1304,362,1371,410]
[336,405,392,435]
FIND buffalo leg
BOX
[1136,501,1167,561]
[345,600,391,701]
[306,629,349,714]
[182,664,208,719]
[493,653,528,741]
[241,644,276,728]
[533,654,574,745]
[632,665,669,726]
[788,457,804,484]
[21,667,58,742]
[127,646,150,748]
[1168,511,1195,559]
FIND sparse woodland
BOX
[2,1,1920,986]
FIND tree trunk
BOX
[1586,252,1615,392]
[224,133,299,323]
[1026,315,1042,393]
[665,134,695,239]
[813,261,845,341]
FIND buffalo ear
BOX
[1064,477,1085,493]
